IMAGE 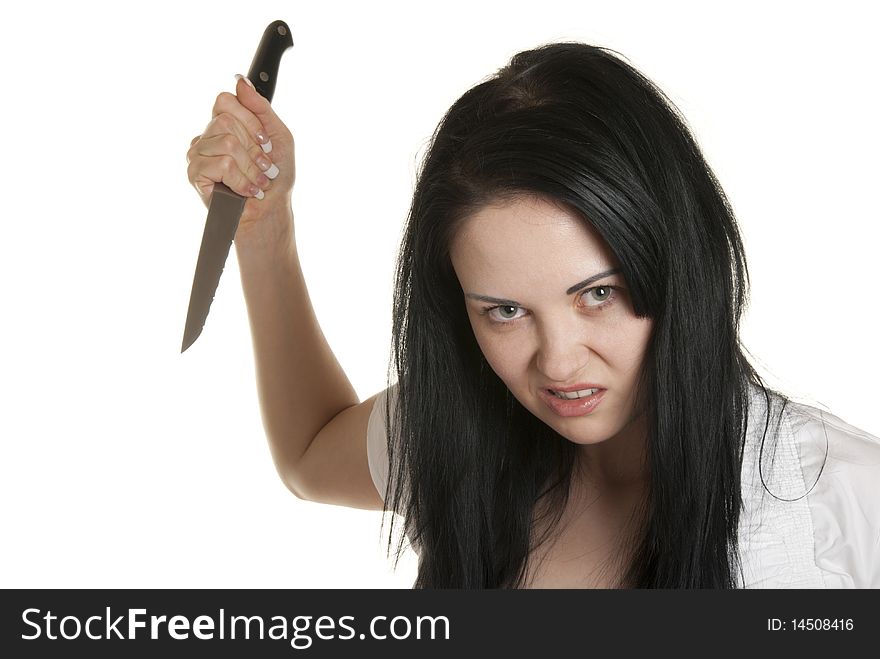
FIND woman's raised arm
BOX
[186,75,383,511]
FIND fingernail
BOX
[256,130,269,145]
[234,73,256,90]
[256,156,271,171]
[265,163,279,180]
[257,173,270,187]
[255,189,265,200]
[261,139,273,154]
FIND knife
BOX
[181,20,294,353]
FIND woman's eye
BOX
[487,305,526,323]
[581,286,615,307]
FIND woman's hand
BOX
[186,75,295,240]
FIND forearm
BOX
[235,204,358,491]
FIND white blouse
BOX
[366,383,880,588]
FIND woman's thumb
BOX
[234,74,282,130]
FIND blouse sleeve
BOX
[791,405,880,588]
[739,389,880,588]
[366,383,398,504]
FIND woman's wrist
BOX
[234,201,296,265]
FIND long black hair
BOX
[383,42,781,588]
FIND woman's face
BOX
[449,195,653,447]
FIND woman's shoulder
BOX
[745,382,880,467]
[785,397,880,459]
[773,390,880,487]
[742,383,880,587]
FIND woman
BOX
[186,43,880,588]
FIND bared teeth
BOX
[551,388,598,399]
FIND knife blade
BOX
[181,20,294,353]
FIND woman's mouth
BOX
[549,387,601,399]
[539,387,606,417]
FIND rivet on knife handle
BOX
[181,20,294,353]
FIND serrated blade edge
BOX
[181,183,246,352]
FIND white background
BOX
[1,1,877,588]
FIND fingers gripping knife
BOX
[181,20,294,353]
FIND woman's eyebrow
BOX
[565,268,621,294]
[465,268,621,306]
[465,293,521,306]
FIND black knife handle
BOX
[246,20,294,102]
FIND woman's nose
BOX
[535,325,590,383]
